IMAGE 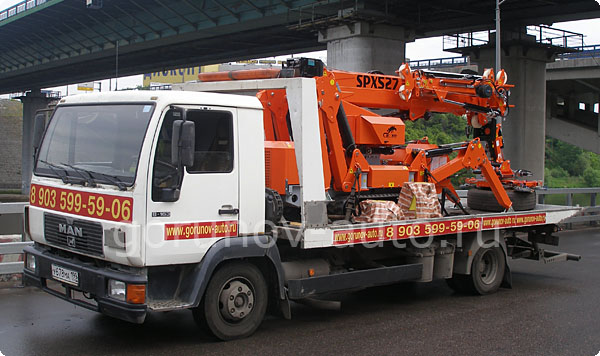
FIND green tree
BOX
[583,167,600,187]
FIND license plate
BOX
[51,264,79,286]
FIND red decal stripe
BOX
[333,213,546,245]
[29,183,133,223]
[164,221,238,240]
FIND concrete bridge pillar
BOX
[318,22,413,75]
[463,32,559,182]
[20,90,52,194]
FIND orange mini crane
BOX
[198,58,540,217]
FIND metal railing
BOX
[408,56,469,70]
[0,202,29,276]
[0,0,48,22]
[0,241,32,275]
[537,187,600,224]
[443,25,584,52]
[557,44,600,60]
[9,89,62,100]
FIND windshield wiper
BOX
[90,171,128,191]
[60,162,97,188]
[63,166,128,191]
[38,160,79,184]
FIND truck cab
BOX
[23,90,272,329]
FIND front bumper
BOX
[23,244,147,324]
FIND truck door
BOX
[146,107,239,265]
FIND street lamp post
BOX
[495,0,506,72]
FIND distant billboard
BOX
[143,66,205,86]
[77,82,94,91]
[142,62,284,87]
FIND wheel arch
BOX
[183,235,286,308]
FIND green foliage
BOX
[545,138,588,176]
[583,167,600,187]
[405,117,600,189]
[404,113,467,144]
[544,137,600,188]
[404,113,473,186]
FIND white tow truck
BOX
[23,63,581,340]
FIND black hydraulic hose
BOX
[336,103,356,157]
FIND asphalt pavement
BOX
[1,228,600,356]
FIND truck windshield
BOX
[35,103,155,187]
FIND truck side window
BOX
[152,109,234,200]
[152,109,179,201]
[185,110,234,174]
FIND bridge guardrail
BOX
[408,57,469,70]
[0,0,47,22]
[410,44,599,71]
[0,202,29,277]
[537,188,600,225]
[557,45,600,60]
[458,188,600,225]
[443,25,584,52]
[0,241,33,276]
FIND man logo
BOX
[67,235,76,248]
[58,223,83,237]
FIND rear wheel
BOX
[467,187,536,212]
[193,261,268,341]
[447,245,506,295]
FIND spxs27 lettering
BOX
[356,74,399,90]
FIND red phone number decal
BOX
[30,183,133,223]
[165,221,238,240]
[333,213,546,245]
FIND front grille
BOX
[44,213,104,256]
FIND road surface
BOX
[1,228,599,356]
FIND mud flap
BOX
[501,262,512,289]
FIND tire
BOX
[447,246,506,295]
[193,261,268,341]
[467,187,536,212]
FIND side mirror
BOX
[171,120,195,167]
[158,188,180,202]
[32,112,47,152]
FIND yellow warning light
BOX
[308,268,315,277]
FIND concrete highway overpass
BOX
[413,49,600,155]
[1,0,600,94]
[546,52,600,154]
[2,0,600,191]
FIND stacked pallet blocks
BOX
[397,182,442,219]
[354,200,403,223]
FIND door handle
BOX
[218,205,239,215]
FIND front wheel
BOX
[193,261,268,341]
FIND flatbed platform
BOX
[277,204,581,248]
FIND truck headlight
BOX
[108,279,126,301]
[25,253,36,272]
